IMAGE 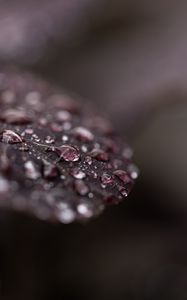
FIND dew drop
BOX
[71,168,86,179]
[127,164,139,179]
[45,136,55,144]
[42,160,58,179]
[101,172,113,184]
[56,110,71,122]
[85,156,92,165]
[72,126,94,142]
[74,180,89,196]
[77,202,93,218]
[24,160,41,180]
[55,145,80,162]
[56,202,75,224]
[90,149,109,162]
[113,170,132,184]
[0,130,23,144]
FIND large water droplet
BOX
[0,130,23,144]
[56,145,80,162]
[0,109,31,125]
[72,126,94,142]
[24,161,41,180]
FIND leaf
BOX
[0,69,138,223]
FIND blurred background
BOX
[1,0,187,299]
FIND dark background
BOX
[1,0,187,299]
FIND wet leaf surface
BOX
[0,69,138,223]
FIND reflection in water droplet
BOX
[0,130,23,144]
[56,145,80,162]
[24,160,41,180]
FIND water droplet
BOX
[25,128,34,135]
[62,135,69,142]
[81,145,88,153]
[55,145,80,162]
[72,126,94,142]
[90,149,109,162]
[101,172,113,184]
[85,156,92,165]
[42,160,58,179]
[77,202,93,218]
[74,180,89,196]
[122,146,133,159]
[0,109,31,124]
[127,164,139,179]
[56,202,75,224]
[0,130,23,144]
[56,110,71,122]
[71,168,86,179]
[113,170,132,184]
[45,136,55,144]
[24,160,40,180]
[1,90,15,104]
[50,123,63,132]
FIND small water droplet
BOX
[56,202,75,224]
[77,202,93,218]
[24,160,41,180]
[0,130,23,144]
[45,136,55,144]
[25,128,34,135]
[72,126,94,142]
[127,164,139,179]
[42,160,58,179]
[113,170,131,184]
[56,110,71,122]
[74,180,89,196]
[62,135,69,142]
[85,156,92,165]
[122,146,133,159]
[56,145,80,162]
[101,172,113,184]
[71,168,86,179]
[90,149,109,162]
